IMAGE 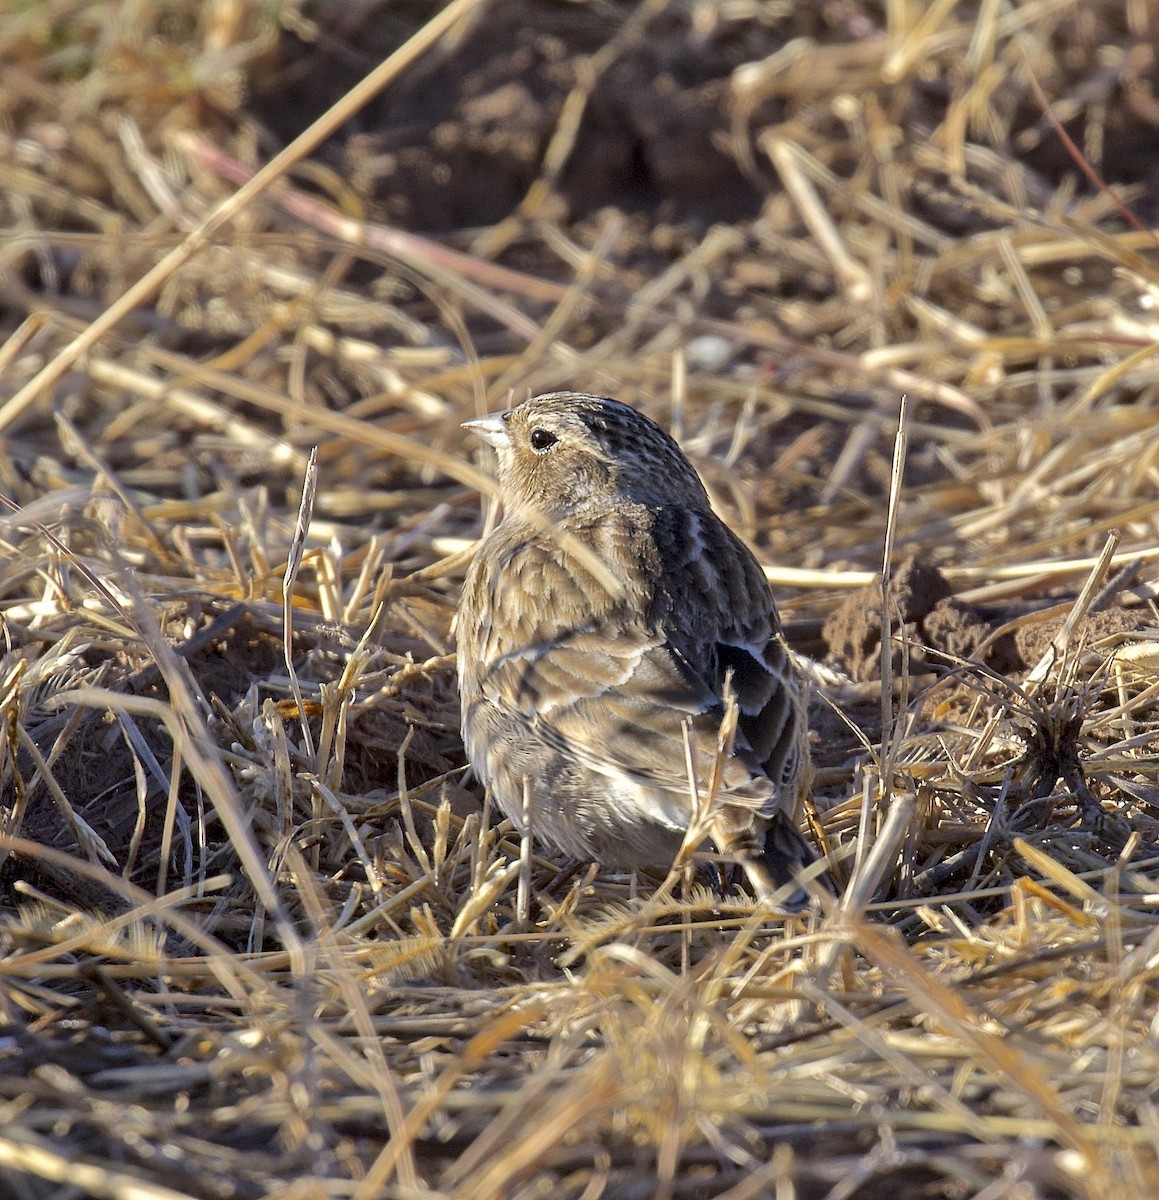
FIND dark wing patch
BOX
[651,506,808,801]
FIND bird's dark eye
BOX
[529,428,558,452]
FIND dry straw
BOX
[1,1,1157,1197]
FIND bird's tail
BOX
[742,811,826,915]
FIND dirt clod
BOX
[820,556,988,681]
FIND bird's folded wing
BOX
[464,512,800,805]
[478,619,768,802]
[655,510,807,808]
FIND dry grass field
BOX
[2,2,1159,1197]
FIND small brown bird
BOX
[456,391,817,912]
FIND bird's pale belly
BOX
[464,697,692,867]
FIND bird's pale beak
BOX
[461,412,510,449]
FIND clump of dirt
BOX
[1013,606,1157,668]
[923,596,994,664]
[822,557,992,682]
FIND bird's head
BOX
[463,391,708,520]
